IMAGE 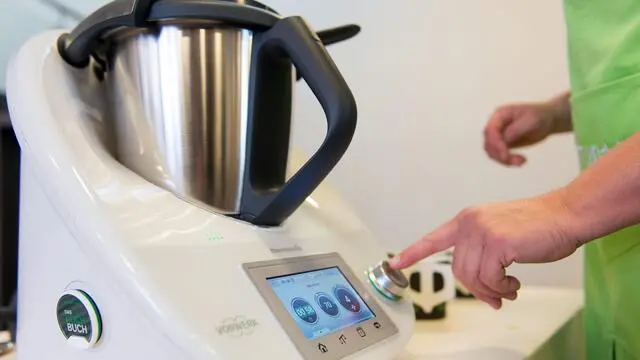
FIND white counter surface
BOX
[0,286,584,360]
[400,286,585,360]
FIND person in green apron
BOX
[390,2,640,359]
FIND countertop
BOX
[401,286,585,359]
[0,286,584,360]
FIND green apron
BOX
[563,1,640,358]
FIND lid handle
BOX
[295,24,361,81]
[58,0,156,68]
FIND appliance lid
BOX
[58,0,282,68]
[148,0,280,27]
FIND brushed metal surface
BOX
[368,260,409,300]
[107,24,254,214]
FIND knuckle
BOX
[458,206,481,224]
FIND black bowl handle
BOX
[296,24,361,81]
[239,16,357,226]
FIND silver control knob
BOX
[366,260,409,301]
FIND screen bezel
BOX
[243,252,398,360]
[266,266,376,340]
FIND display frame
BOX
[243,252,398,360]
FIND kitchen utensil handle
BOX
[317,24,361,47]
[57,0,156,68]
[295,24,361,81]
[241,16,357,226]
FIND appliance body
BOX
[6,27,415,360]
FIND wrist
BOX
[539,189,588,247]
[546,92,573,134]
[548,133,640,246]
[553,182,635,247]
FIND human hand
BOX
[389,191,580,309]
[484,95,570,167]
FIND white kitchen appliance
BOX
[5,0,416,359]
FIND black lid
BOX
[148,0,280,27]
[59,0,282,68]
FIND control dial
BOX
[366,260,409,301]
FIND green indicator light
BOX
[207,233,224,242]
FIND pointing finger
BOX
[389,220,458,270]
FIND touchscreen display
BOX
[268,267,375,340]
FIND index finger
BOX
[389,219,458,269]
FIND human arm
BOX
[389,131,640,309]
[484,90,573,166]
[561,131,640,242]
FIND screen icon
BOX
[357,327,366,337]
[291,298,318,324]
[315,293,340,317]
[373,322,381,329]
[334,286,361,313]
[338,334,347,344]
[318,343,328,353]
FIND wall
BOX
[0,0,81,90]
[263,0,583,289]
[1,0,582,288]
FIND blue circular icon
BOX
[315,293,340,317]
[334,286,361,313]
[291,298,318,324]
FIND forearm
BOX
[548,91,573,134]
[559,131,640,244]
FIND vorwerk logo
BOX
[216,316,259,338]
[270,244,302,253]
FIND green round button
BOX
[56,289,102,349]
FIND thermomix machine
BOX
[5,0,416,359]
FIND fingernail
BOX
[389,256,401,268]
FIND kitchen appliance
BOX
[5,0,416,359]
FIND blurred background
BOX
[0,1,581,298]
